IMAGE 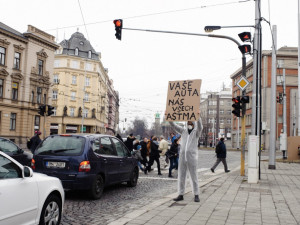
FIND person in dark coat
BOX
[139,137,148,170]
[168,138,179,177]
[28,130,42,154]
[210,138,230,173]
[124,133,136,151]
[116,133,123,142]
[146,136,161,175]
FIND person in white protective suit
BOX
[169,118,202,202]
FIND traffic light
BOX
[232,96,241,117]
[277,93,283,104]
[240,95,249,116]
[47,105,55,116]
[38,105,46,116]
[238,45,251,54]
[238,32,251,42]
[113,19,123,40]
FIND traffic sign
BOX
[236,76,250,91]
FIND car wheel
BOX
[127,167,139,187]
[39,194,62,225]
[89,174,104,200]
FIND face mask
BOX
[188,125,193,130]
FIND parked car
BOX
[0,137,32,166]
[0,151,64,225]
[32,134,139,199]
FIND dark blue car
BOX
[32,134,139,199]
[0,137,32,166]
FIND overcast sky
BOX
[1,0,299,129]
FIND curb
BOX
[107,165,241,225]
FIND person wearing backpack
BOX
[211,137,230,173]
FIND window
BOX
[85,77,90,86]
[209,100,217,106]
[220,100,224,106]
[10,113,16,130]
[0,155,22,179]
[227,119,231,124]
[112,138,128,157]
[85,63,92,71]
[88,51,92,59]
[52,90,58,100]
[0,47,6,65]
[35,115,40,127]
[54,60,60,67]
[70,107,75,117]
[53,74,59,84]
[220,119,224,124]
[31,91,34,103]
[52,107,57,116]
[0,139,18,154]
[227,110,231,115]
[84,92,89,102]
[11,82,18,100]
[92,138,100,152]
[220,110,224,114]
[38,60,44,75]
[96,137,116,155]
[71,61,79,69]
[83,109,88,118]
[0,79,3,98]
[75,48,79,56]
[14,52,21,69]
[71,91,76,100]
[208,118,215,123]
[72,75,77,84]
[37,87,42,103]
[209,109,216,115]
[43,94,47,104]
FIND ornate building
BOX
[50,31,119,134]
[106,78,119,135]
[0,22,58,147]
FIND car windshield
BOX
[35,136,85,156]
[0,139,18,154]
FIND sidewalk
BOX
[108,162,300,225]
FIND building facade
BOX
[50,31,119,134]
[106,79,119,135]
[200,89,232,147]
[230,46,298,150]
[0,22,58,147]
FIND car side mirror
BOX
[23,166,33,178]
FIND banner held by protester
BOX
[165,79,201,121]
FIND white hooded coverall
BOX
[169,118,202,195]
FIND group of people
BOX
[118,133,181,178]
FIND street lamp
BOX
[204,25,254,33]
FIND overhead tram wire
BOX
[45,0,251,32]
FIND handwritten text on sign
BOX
[165,79,201,121]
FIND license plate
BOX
[46,161,65,168]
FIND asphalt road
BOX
[61,149,242,225]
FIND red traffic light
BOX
[238,32,251,42]
[232,97,239,103]
[114,19,122,27]
[238,44,251,54]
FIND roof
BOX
[0,22,24,38]
[59,32,99,60]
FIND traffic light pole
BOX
[241,54,246,176]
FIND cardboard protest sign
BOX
[165,79,201,121]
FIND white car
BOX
[0,151,64,225]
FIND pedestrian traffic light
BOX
[113,19,123,40]
[238,32,251,42]
[47,105,55,116]
[277,93,283,104]
[238,45,251,54]
[38,105,46,116]
[232,97,241,117]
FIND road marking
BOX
[139,177,177,181]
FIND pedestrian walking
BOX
[146,136,162,175]
[167,138,179,177]
[210,138,230,173]
[27,130,42,154]
[140,137,149,173]
[132,145,146,172]
[159,136,169,168]
[124,133,136,151]
[169,118,202,202]
[133,139,140,150]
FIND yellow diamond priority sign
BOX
[237,76,250,91]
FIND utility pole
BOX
[282,69,287,159]
[240,53,246,176]
[269,25,277,169]
[298,0,300,136]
